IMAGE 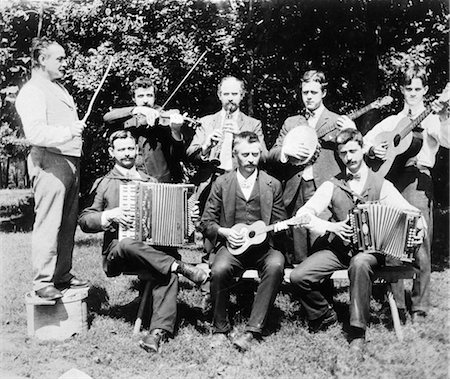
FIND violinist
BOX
[103,76,186,183]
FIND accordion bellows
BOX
[349,203,421,262]
[119,182,196,247]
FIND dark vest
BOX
[234,179,262,225]
[329,170,384,221]
[313,169,384,255]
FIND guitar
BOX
[226,214,310,256]
[316,96,394,139]
[368,84,450,179]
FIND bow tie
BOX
[346,172,362,181]
[302,109,315,120]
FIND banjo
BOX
[283,96,393,167]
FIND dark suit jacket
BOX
[78,166,157,256]
[103,106,186,183]
[199,170,287,248]
[268,108,345,208]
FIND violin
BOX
[158,109,201,127]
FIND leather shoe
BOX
[35,285,63,301]
[308,308,338,333]
[411,310,427,323]
[139,328,167,353]
[232,332,255,352]
[176,262,208,286]
[55,277,90,290]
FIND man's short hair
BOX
[336,128,363,148]
[109,130,135,148]
[218,76,246,95]
[400,66,428,87]
[130,77,156,96]
[31,37,61,69]
[301,70,328,91]
[232,131,261,152]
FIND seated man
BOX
[289,128,424,354]
[78,130,208,353]
[199,131,287,352]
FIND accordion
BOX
[119,182,196,247]
[349,203,421,262]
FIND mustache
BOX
[225,102,238,112]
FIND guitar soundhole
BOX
[393,134,401,147]
[249,231,256,238]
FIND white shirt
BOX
[114,164,142,180]
[302,104,325,180]
[236,169,257,201]
[364,104,449,169]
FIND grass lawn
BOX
[0,228,449,379]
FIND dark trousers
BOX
[210,244,285,334]
[290,249,384,330]
[287,179,316,264]
[390,167,433,312]
[104,238,179,334]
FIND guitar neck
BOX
[398,106,432,140]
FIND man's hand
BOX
[70,120,86,137]
[169,112,184,140]
[103,207,134,229]
[327,216,353,243]
[132,106,159,127]
[371,142,388,160]
[222,119,239,135]
[336,115,357,130]
[219,227,245,248]
[202,129,223,154]
[190,201,200,223]
[282,142,311,161]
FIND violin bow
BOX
[82,56,114,123]
[160,50,207,110]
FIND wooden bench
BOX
[194,263,415,341]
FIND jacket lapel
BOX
[315,108,331,138]
[258,172,273,225]
[223,172,237,227]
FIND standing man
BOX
[103,77,186,183]
[78,130,208,353]
[268,70,355,264]
[15,37,89,300]
[187,76,268,212]
[200,131,286,352]
[289,128,423,354]
[364,68,449,321]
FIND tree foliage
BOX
[0,0,448,202]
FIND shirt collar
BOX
[310,103,325,118]
[114,164,141,179]
[236,168,258,188]
[221,108,240,121]
[401,103,426,118]
[346,163,368,182]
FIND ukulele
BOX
[226,214,310,256]
[368,84,450,179]
[316,96,394,139]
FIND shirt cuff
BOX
[101,211,112,230]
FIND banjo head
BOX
[282,125,320,166]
